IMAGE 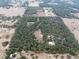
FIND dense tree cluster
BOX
[6,17,79,59]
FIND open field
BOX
[0,7,25,17]
[14,51,76,59]
[62,18,79,43]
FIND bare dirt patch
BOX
[0,32,14,59]
[34,29,43,43]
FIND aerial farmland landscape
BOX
[0,0,79,59]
